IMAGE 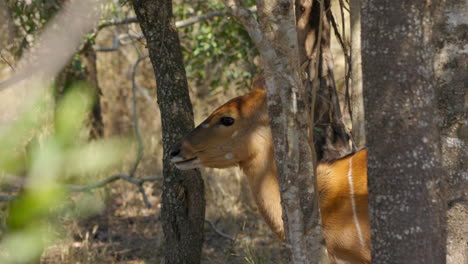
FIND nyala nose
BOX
[170,147,181,157]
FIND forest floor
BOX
[39,174,288,264]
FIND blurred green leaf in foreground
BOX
[0,83,129,263]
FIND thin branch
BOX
[98,17,138,30]
[0,53,15,71]
[129,55,148,177]
[1,59,153,207]
[222,1,264,47]
[0,56,153,208]
[137,86,159,112]
[126,54,151,207]
[204,218,236,241]
[0,173,161,202]
[94,33,144,52]
[97,6,257,31]
[94,6,258,52]
[310,0,325,127]
[329,13,349,63]
[0,189,247,241]
[329,11,353,124]
[0,195,16,201]
[1,6,257,89]
[176,10,228,28]
[65,173,161,192]
[127,23,143,59]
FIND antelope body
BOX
[170,81,371,263]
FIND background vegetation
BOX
[0,0,289,263]
[4,0,463,263]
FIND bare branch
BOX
[94,6,258,52]
[176,9,228,28]
[129,55,148,177]
[0,195,15,202]
[204,218,237,241]
[310,0,325,127]
[65,173,161,192]
[0,54,154,208]
[98,17,139,30]
[329,13,348,63]
[329,10,353,125]
[97,6,257,31]
[94,33,144,52]
[1,5,259,88]
[1,173,162,200]
[222,1,265,48]
[0,53,15,71]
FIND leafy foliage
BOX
[175,0,258,91]
[5,0,62,57]
[0,85,129,263]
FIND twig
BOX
[1,6,258,89]
[223,1,263,45]
[1,173,162,200]
[94,33,144,52]
[137,86,159,112]
[129,55,148,177]
[340,1,350,12]
[204,218,236,241]
[329,13,348,67]
[98,17,138,30]
[310,0,325,128]
[126,54,151,207]
[96,6,257,31]
[127,23,142,59]
[175,6,257,28]
[65,173,161,192]
[0,195,16,202]
[329,11,353,123]
[94,6,258,52]
[0,53,15,71]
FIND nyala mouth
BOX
[171,157,202,170]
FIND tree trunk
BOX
[55,41,104,139]
[432,1,468,263]
[225,1,325,263]
[296,0,354,161]
[131,1,206,263]
[361,1,446,263]
[0,0,16,56]
[349,0,365,148]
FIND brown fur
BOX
[171,86,370,263]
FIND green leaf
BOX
[54,84,93,146]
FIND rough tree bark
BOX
[224,1,325,263]
[361,1,446,263]
[349,0,365,148]
[131,0,206,263]
[296,0,354,161]
[432,1,468,263]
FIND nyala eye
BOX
[220,116,235,126]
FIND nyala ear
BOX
[252,74,266,91]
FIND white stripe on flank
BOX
[347,156,365,247]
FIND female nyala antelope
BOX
[170,79,371,264]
